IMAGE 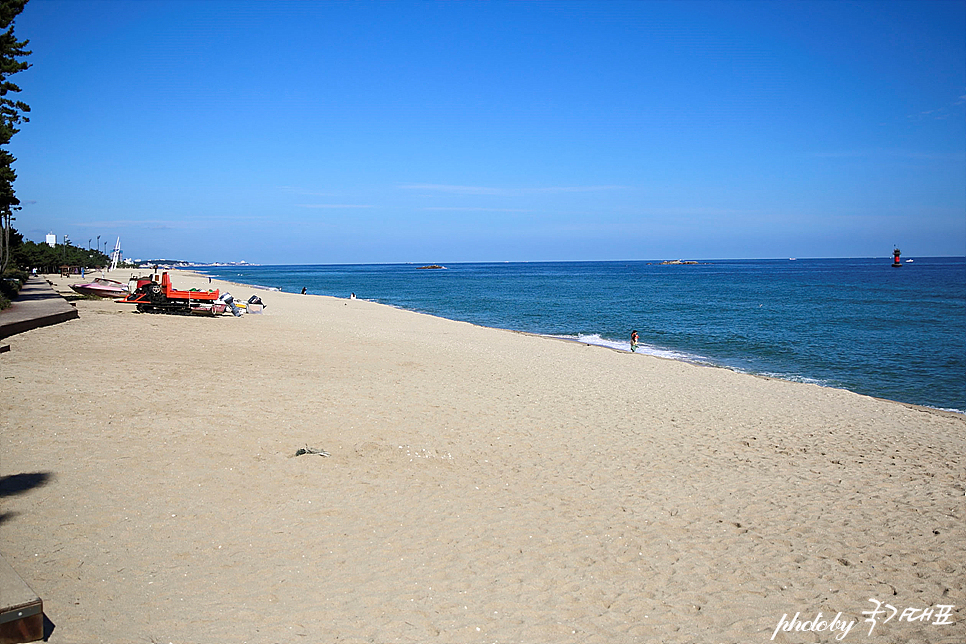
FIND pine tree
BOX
[0,0,30,273]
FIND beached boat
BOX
[189,302,228,316]
[70,278,129,298]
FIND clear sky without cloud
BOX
[12,0,966,264]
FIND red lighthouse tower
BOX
[892,248,902,267]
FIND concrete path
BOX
[0,554,44,643]
[0,277,79,340]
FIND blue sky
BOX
[11,0,966,264]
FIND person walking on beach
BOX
[630,330,639,352]
[301,287,307,294]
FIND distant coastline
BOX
[129,260,259,269]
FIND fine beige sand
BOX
[1,269,963,643]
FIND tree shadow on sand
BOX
[0,472,58,639]
[0,472,53,525]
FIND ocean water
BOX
[202,258,966,413]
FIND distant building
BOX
[46,233,56,248]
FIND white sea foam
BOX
[756,371,832,387]
[551,333,708,363]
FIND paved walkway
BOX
[0,277,79,340]
[0,553,44,642]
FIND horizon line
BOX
[166,255,966,267]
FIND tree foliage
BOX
[0,0,30,151]
[0,0,30,273]
[6,226,111,273]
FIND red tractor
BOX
[119,272,228,315]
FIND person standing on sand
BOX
[630,330,639,352]
[301,287,307,294]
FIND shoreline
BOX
[188,268,966,417]
[547,331,966,418]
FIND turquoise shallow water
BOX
[202,257,966,413]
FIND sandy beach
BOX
[1,269,963,643]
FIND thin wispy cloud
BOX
[420,207,534,213]
[399,183,629,196]
[532,185,628,194]
[906,93,966,121]
[74,219,191,228]
[644,207,763,217]
[73,215,272,229]
[295,204,374,209]
[399,184,507,196]
[811,151,867,158]
[811,149,965,161]
[280,186,341,197]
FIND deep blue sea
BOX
[201,258,966,413]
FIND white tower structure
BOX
[109,238,121,272]
[46,233,56,248]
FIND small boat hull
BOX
[190,303,228,316]
[70,279,129,298]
